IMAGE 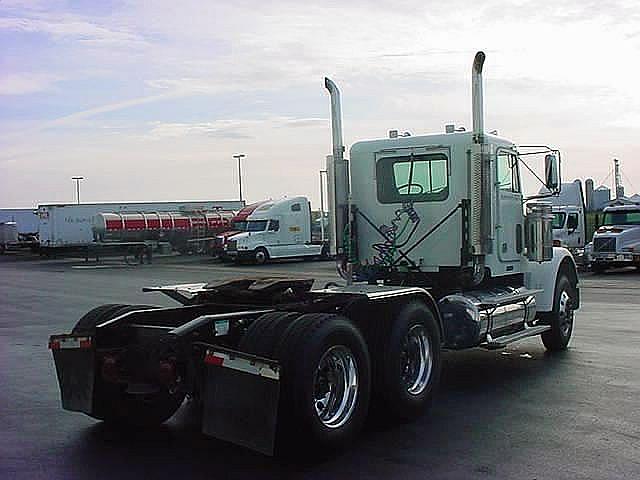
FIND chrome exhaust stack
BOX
[469,51,488,284]
[324,78,351,268]
[472,51,485,138]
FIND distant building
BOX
[592,185,611,211]
[585,178,594,211]
[630,194,640,204]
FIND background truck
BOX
[225,196,329,264]
[36,200,244,254]
[540,180,587,250]
[212,200,270,257]
[0,222,39,254]
[590,204,640,272]
[0,208,39,236]
[49,52,579,456]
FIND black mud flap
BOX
[49,335,95,414]
[202,347,280,456]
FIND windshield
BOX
[552,212,566,229]
[232,221,247,231]
[246,220,268,232]
[603,210,640,226]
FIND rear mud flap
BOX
[50,335,95,414]
[202,348,280,456]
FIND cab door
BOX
[495,150,524,262]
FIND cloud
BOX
[145,116,327,139]
[0,73,60,95]
[0,15,148,47]
[46,92,181,127]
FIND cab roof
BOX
[350,131,515,156]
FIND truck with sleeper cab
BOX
[224,196,328,264]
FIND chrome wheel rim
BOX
[402,324,432,396]
[558,290,573,337]
[255,250,266,263]
[313,345,359,429]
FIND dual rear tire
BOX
[240,300,441,453]
[240,312,371,452]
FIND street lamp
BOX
[233,154,246,203]
[72,176,84,204]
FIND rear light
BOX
[158,360,178,385]
[204,352,224,366]
[101,355,119,383]
[49,336,92,350]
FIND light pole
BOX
[233,154,246,203]
[72,176,84,204]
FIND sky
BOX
[2,0,640,208]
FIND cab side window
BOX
[497,152,521,193]
[268,220,280,232]
[291,203,301,212]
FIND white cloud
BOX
[0,15,148,47]
[0,73,59,95]
[145,116,326,139]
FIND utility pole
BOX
[72,176,84,204]
[233,154,246,203]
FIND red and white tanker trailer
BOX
[93,210,234,253]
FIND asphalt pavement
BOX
[1,253,639,479]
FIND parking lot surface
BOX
[1,254,639,479]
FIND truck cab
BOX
[212,200,269,257]
[590,204,640,272]
[225,196,327,264]
[552,205,585,249]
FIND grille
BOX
[593,237,616,252]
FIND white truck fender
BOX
[524,247,579,313]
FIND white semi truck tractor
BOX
[49,52,579,456]
[224,196,329,264]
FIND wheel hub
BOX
[313,345,358,429]
[558,290,573,337]
[402,324,432,396]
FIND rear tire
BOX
[374,300,441,420]
[72,304,185,426]
[243,312,371,453]
[72,304,128,335]
[541,274,576,352]
[239,311,301,357]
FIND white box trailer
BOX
[37,200,244,250]
[0,208,39,234]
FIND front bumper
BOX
[225,248,253,260]
[591,252,640,266]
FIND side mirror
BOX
[567,215,578,232]
[545,154,559,191]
